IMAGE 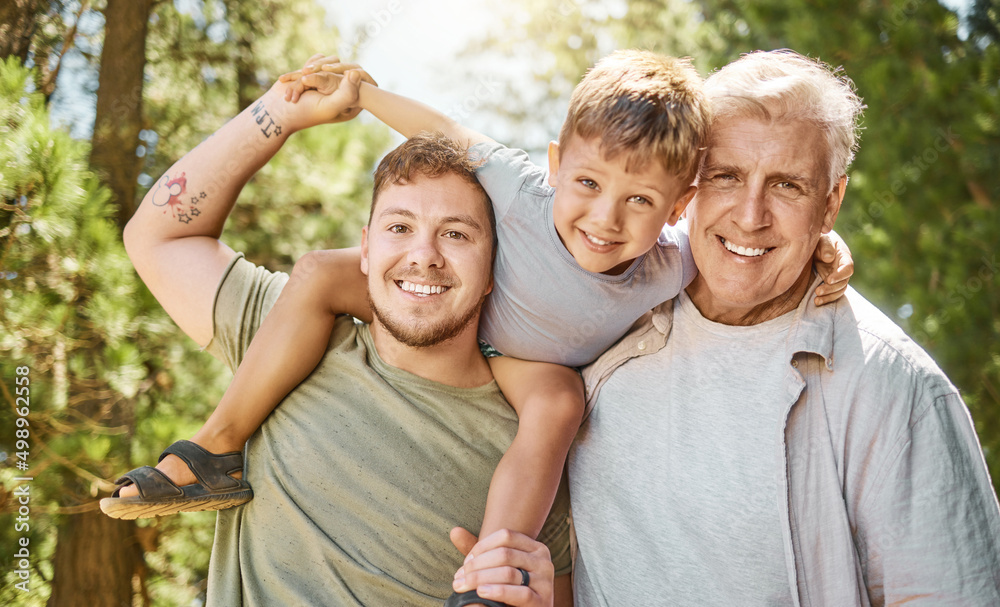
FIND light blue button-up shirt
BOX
[575,279,1000,605]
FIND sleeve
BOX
[468,141,549,220]
[537,475,574,576]
[858,391,1000,604]
[203,254,290,373]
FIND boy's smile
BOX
[547,136,694,275]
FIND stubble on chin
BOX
[368,292,486,349]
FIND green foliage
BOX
[0,54,232,604]
[4,0,393,601]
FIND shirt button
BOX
[637,341,647,351]
[791,359,799,368]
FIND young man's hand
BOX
[279,53,377,104]
[450,527,557,607]
[813,231,854,305]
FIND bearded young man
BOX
[119,71,569,607]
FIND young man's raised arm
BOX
[124,64,370,346]
[281,56,494,149]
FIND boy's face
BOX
[548,135,695,275]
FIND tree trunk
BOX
[47,511,142,607]
[46,2,154,605]
[0,0,45,63]
[89,0,154,230]
[224,0,264,112]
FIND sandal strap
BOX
[444,591,510,607]
[113,466,184,500]
[159,440,244,491]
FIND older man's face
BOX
[686,115,843,323]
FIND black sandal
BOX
[99,440,253,520]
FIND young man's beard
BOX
[368,293,487,349]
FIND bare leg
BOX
[477,357,585,540]
[118,248,369,498]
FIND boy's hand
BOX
[274,53,376,130]
[813,231,854,306]
[279,53,377,104]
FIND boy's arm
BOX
[124,67,367,346]
[280,55,495,148]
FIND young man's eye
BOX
[444,230,466,240]
[389,224,409,234]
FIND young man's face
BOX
[685,115,843,322]
[361,172,494,348]
[548,135,695,275]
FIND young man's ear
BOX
[547,141,560,187]
[360,226,370,276]
[822,175,847,233]
[668,186,698,225]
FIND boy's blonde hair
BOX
[558,50,711,184]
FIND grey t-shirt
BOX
[569,290,795,606]
[470,142,696,367]
[204,256,572,607]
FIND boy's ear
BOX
[668,185,698,225]
[547,141,560,187]
[360,226,370,276]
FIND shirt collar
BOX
[783,273,837,370]
[647,273,837,369]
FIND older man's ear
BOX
[822,175,848,233]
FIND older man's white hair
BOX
[705,49,865,188]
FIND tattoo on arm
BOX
[150,173,206,223]
[251,100,283,138]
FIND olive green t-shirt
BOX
[204,256,572,606]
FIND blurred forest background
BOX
[1,0,997,604]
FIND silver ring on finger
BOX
[517,567,530,587]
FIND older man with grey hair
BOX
[561,50,1000,605]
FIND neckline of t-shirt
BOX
[356,322,500,395]
[544,197,646,283]
[676,289,795,339]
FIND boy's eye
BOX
[627,195,651,206]
[579,178,598,190]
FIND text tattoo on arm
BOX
[149,172,206,224]
[251,100,282,138]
